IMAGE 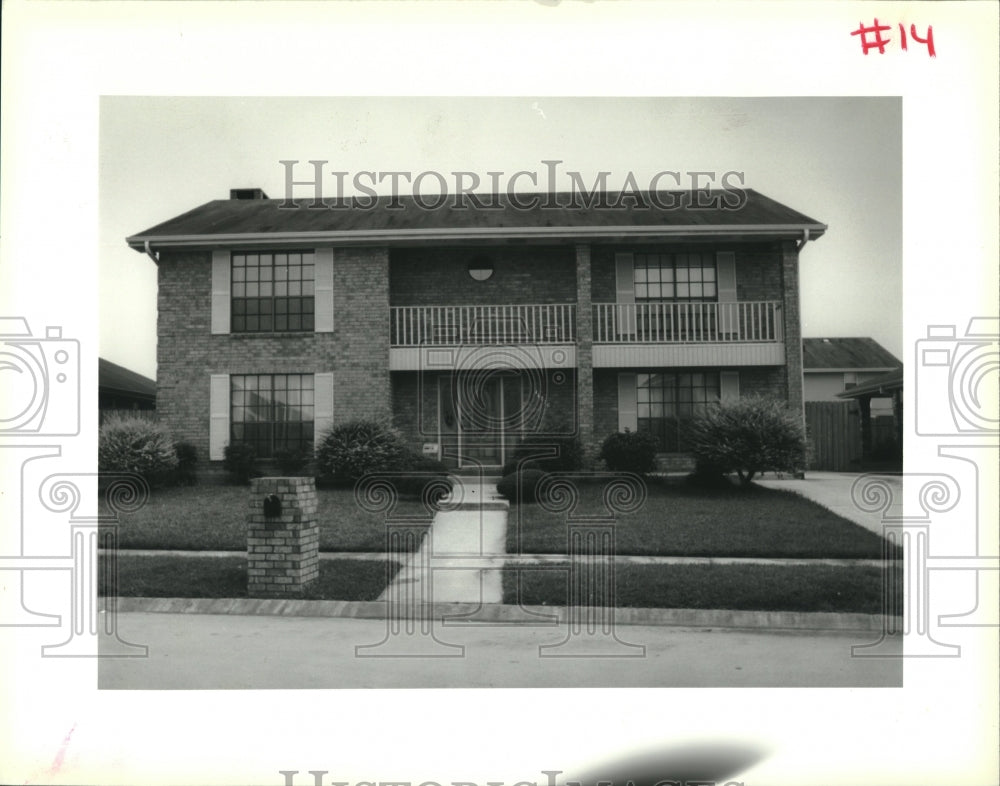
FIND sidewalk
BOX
[380,477,509,604]
[755,471,901,536]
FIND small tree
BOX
[599,430,659,475]
[223,442,257,485]
[685,395,807,486]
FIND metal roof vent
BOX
[230,188,269,200]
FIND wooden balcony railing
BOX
[593,301,782,343]
[391,304,576,346]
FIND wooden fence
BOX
[805,401,862,472]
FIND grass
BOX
[100,483,438,552]
[99,554,401,601]
[506,478,898,559]
[502,563,903,615]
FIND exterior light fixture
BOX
[468,257,494,281]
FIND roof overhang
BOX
[128,222,828,254]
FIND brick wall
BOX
[156,247,390,464]
[389,246,575,306]
[780,240,805,422]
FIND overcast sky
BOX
[100,96,901,379]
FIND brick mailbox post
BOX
[247,477,320,597]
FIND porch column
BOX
[575,244,596,464]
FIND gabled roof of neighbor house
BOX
[127,188,826,252]
[98,358,156,400]
[837,367,904,399]
[803,338,901,372]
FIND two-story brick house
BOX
[127,187,825,472]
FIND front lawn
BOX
[506,479,898,559]
[503,563,902,614]
[99,554,401,601]
[100,483,436,552]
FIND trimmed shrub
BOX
[315,418,406,483]
[223,442,257,485]
[501,432,584,477]
[274,446,311,476]
[685,395,807,486]
[496,468,549,504]
[599,430,659,475]
[98,415,178,486]
[173,441,199,486]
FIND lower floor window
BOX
[231,374,314,457]
[636,371,720,451]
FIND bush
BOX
[598,430,659,475]
[501,432,584,477]
[98,415,178,486]
[315,418,406,483]
[223,442,257,485]
[173,441,199,485]
[685,395,807,486]
[274,446,311,476]
[391,452,454,501]
[685,460,735,490]
[496,468,549,504]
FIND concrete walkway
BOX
[756,471,901,536]
[379,478,509,604]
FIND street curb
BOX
[108,597,893,632]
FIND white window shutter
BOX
[209,374,230,460]
[617,372,638,432]
[314,248,334,332]
[614,252,636,336]
[211,251,231,334]
[720,370,740,403]
[716,251,737,338]
[313,372,335,449]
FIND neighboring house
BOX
[803,337,900,414]
[98,358,156,421]
[126,187,826,472]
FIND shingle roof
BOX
[98,358,156,399]
[127,188,826,250]
[803,338,901,371]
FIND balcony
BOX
[593,301,781,343]
[592,301,784,367]
[389,304,577,371]
[391,304,576,346]
[387,301,785,370]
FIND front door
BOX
[438,373,523,468]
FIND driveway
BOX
[755,472,901,536]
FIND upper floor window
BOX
[634,253,717,302]
[231,251,315,332]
